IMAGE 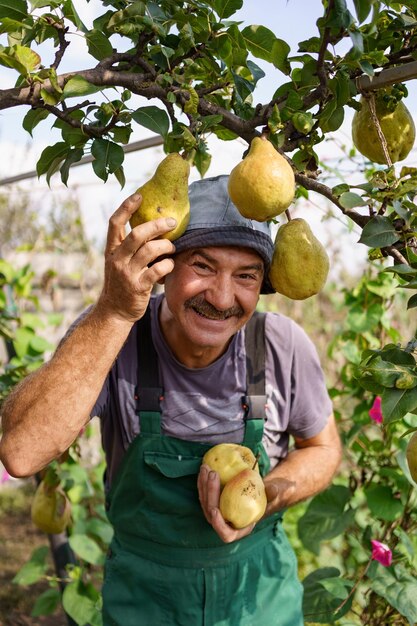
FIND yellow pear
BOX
[406,431,417,483]
[31,480,71,534]
[269,218,329,300]
[202,443,258,488]
[228,137,295,221]
[352,95,415,164]
[219,468,267,529]
[129,152,191,241]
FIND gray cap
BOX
[175,175,275,294]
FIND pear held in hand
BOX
[228,136,295,221]
[130,152,191,241]
[406,431,417,483]
[269,218,329,300]
[31,480,71,535]
[203,443,259,488]
[219,468,267,529]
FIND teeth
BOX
[193,307,224,320]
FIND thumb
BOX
[263,481,280,517]
[264,481,279,503]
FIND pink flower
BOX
[371,540,392,567]
[369,396,383,424]
[0,469,10,484]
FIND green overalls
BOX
[102,311,304,626]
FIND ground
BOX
[0,479,68,626]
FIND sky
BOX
[1,1,416,277]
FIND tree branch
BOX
[295,172,369,228]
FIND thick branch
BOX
[0,67,157,110]
[295,172,369,228]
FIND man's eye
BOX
[193,262,210,271]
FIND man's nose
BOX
[204,274,236,311]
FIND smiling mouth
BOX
[185,296,244,321]
[191,306,229,321]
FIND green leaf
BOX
[62,580,100,626]
[63,76,101,99]
[193,149,211,177]
[85,517,114,545]
[324,0,354,29]
[212,0,243,19]
[381,387,417,423]
[31,588,61,617]
[22,108,49,137]
[339,192,367,209]
[347,302,383,333]
[29,335,53,354]
[370,564,417,625]
[358,216,400,248]
[302,568,353,623]
[298,486,355,555]
[69,534,105,565]
[62,0,88,33]
[91,139,124,182]
[271,38,291,75]
[131,106,170,137]
[364,484,403,521]
[60,148,84,186]
[353,0,372,23]
[407,293,417,309]
[14,45,40,72]
[241,24,277,63]
[85,29,113,61]
[384,264,417,278]
[36,142,69,177]
[0,0,27,21]
[12,546,49,585]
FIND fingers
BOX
[136,256,175,293]
[197,464,255,544]
[106,193,141,255]
[263,480,280,518]
[106,191,179,256]
[123,221,176,266]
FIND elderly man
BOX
[0,175,341,625]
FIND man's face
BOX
[160,245,264,366]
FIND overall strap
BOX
[242,311,268,467]
[242,311,267,420]
[135,305,163,434]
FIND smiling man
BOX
[0,174,342,626]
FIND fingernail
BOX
[166,217,177,227]
[132,193,141,201]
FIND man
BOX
[0,174,341,625]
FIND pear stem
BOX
[285,209,292,221]
[252,453,261,471]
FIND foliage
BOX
[0,258,60,399]
[295,265,417,625]
[0,258,110,624]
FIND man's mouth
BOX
[185,297,243,321]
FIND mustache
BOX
[185,295,244,320]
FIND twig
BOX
[365,93,393,167]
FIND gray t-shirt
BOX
[91,294,332,487]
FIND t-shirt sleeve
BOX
[265,312,333,441]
